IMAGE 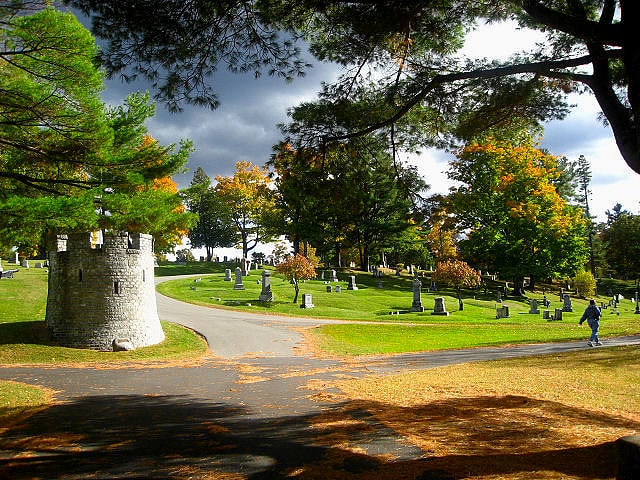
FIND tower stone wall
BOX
[46,231,164,350]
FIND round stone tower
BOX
[45,231,164,350]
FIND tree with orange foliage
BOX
[446,138,588,294]
[275,254,317,303]
[432,260,481,311]
[214,161,277,259]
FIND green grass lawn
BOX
[156,266,640,355]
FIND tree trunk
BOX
[512,278,526,296]
[528,274,536,292]
[293,282,299,304]
[242,232,249,260]
[456,287,464,311]
[362,243,370,272]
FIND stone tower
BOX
[45,231,164,351]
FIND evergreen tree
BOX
[184,168,236,261]
[68,0,640,174]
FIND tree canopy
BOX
[446,138,589,292]
[270,138,428,270]
[184,167,237,261]
[66,0,640,175]
[214,161,277,259]
[0,4,195,253]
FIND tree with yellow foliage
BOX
[447,138,588,294]
[215,161,277,259]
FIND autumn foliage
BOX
[276,254,317,303]
[432,260,481,310]
[447,139,588,292]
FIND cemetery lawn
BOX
[157,267,640,355]
[0,266,208,365]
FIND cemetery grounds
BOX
[0,263,639,479]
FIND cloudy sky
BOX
[97,19,640,224]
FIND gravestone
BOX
[542,295,551,307]
[259,269,273,301]
[562,293,573,312]
[300,293,315,309]
[335,285,342,293]
[496,305,510,318]
[14,252,19,264]
[321,271,325,280]
[347,276,358,290]
[233,267,245,290]
[224,268,232,281]
[431,297,449,316]
[410,277,424,312]
[329,269,338,282]
[552,308,563,321]
[22,259,29,269]
[543,309,551,320]
[326,285,332,293]
[35,262,43,268]
[529,299,540,314]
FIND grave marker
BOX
[431,297,449,316]
[259,269,273,301]
[233,267,245,290]
[300,293,315,309]
[410,277,424,312]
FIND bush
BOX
[175,248,196,263]
[574,270,596,298]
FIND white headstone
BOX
[300,293,315,309]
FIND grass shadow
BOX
[0,392,635,479]
[0,321,50,346]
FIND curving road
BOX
[154,275,344,359]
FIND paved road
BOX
[0,277,638,479]
[154,275,344,359]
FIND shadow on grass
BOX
[0,321,50,345]
[220,300,293,309]
[155,262,236,277]
[0,392,634,479]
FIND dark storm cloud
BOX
[103,63,339,187]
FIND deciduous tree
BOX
[447,138,588,293]
[432,260,481,310]
[214,161,277,259]
[275,253,317,303]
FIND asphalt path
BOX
[154,275,344,359]
[1,276,639,479]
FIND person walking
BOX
[579,299,602,346]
